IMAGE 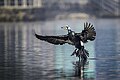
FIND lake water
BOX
[0,19,120,80]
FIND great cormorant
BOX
[35,22,96,60]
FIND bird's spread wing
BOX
[35,33,73,45]
[77,22,96,43]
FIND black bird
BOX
[35,22,96,60]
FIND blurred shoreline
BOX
[0,0,120,22]
[0,7,119,22]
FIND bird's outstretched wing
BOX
[77,22,96,43]
[35,33,73,45]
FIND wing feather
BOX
[78,22,96,43]
[35,33,73,45]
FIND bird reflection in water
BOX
[73,58,89,79]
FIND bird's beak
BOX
[61,26,67,30]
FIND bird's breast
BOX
[80,41,84,46]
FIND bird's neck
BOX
[68,29,72,34]
[68,30,76,41]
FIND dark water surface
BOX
[0,19,120,80]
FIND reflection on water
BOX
[95,19,120,80]
[0,19,120,80]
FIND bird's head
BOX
[61,25,71,31]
